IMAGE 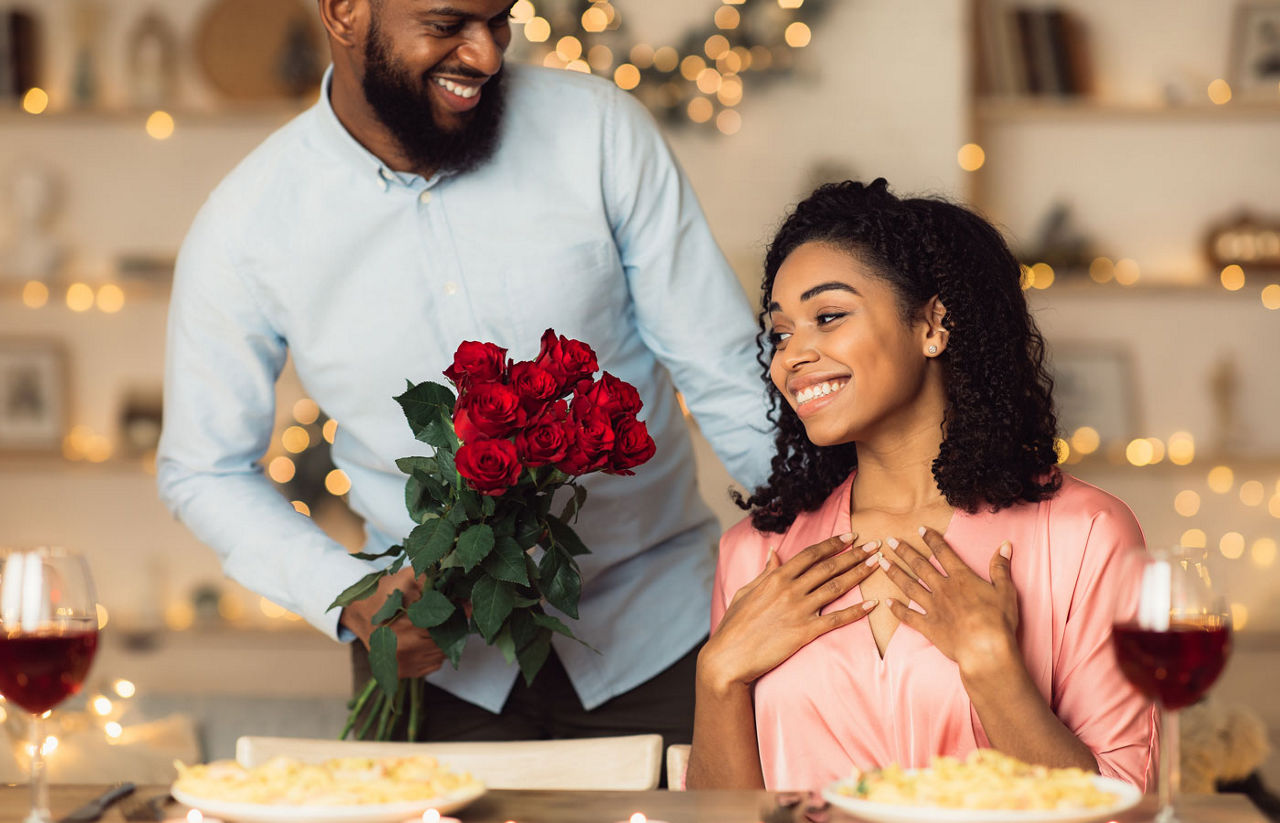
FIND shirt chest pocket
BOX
[468,238,628,349]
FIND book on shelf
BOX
[976,1,1093,99]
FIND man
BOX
[157,0,770,752]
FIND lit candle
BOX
[421,810,461,823]
[614,813,671,823]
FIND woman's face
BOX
[767,242,940,447]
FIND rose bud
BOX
[443,341,508,388]
[455,438,522,496]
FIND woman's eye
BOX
[767,331,791,346]
[816,312,846,326]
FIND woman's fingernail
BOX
[878,557,892,572]
[917,526,927,537]
[838,532,855,543]
[859,539,881,551]
[886,536,900,549]
[862,599,879,610]
[1000,541,1012,559]
[864,551,883,567]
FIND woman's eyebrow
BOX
[767,281,859,312]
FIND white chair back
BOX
[666,743,691,790]
[236,734,664,790]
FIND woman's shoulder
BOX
[1048,473,1143,533]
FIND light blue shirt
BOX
[157,65,772,712]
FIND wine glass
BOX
[0,547,100,823]
[1112,545,1232,823]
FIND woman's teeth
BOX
[434,77,479,98]
[796,380,847,405]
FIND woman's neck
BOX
[851,384,948,514]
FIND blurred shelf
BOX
[0,102,311,126]
[1,278,172,303]
[976,97,1280,123]
[1024,278,1280,298]
[1063,454,1280,474]
[0,455,156,474]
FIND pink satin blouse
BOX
[711,472,1158,791]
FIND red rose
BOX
[453,383,525,442]
[608,416,656,475]
[509,361,562,413]
[515,415,575,467]
[557,400,615,475]
[534,329,599,393]
[573,372,642,419]
[443,341,508,388]
[455,438,522,496]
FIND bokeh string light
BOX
[509,0,830,132]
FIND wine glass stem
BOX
[27,713,51,823]
[1158,706,1181,823]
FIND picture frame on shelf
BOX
[0,338,67,453]
[1050,343,1141,447]
[1230,2,1280,98]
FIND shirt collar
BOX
[311,65,442,191]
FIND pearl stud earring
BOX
[927,345,938,354]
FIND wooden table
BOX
[3,784,1268,823]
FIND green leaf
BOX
[349,545,402,562]
[515,509,543,550]
[460,487,485,521]
[436,447,457,484]
[445,504,470,527]
[531,611,576,639]
[516,631,552,686]
[327,569,385,612]
[481,536,529,585]
[547,515,591,557]
[428,609,469,667]
[540,549,582,619]
[371,589,404,626]
[494,623,517,664]
[481,495,497,517]
[368,624,399,699]
[404,518,457,576]
[471,575,515,642]
[508,609,538,651]
[395,381,457,444]
[455,524,496,572]
[490,509,518,540]
[558,484,590,523]
[406,589,455,629]
[395,455,437,477]
[438,550,465,570]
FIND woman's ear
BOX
[922,296,948,358]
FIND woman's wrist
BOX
[696,643,749,697]
[955,626,1021,689]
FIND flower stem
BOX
[339,679,378,740]
[408,678,422,742]
[354,691,382,740]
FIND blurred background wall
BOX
[1,0,1278,778]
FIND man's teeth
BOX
[796,380,847,405]
[434,77,480,99]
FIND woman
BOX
[686,179,1156,790]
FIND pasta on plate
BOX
[173,755,480,806]
[837,749,1120,811]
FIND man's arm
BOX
[601,89,773,492]
[156,203,376,639]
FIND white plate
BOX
[821,774,1142,823]
[170,781,485,823]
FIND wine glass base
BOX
[1155,804,1179,823]
[23,810,52,823]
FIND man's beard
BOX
[361,19,506,175]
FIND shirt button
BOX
[443,281,459,295]
[378,177,389,192]
[419,190,432,204]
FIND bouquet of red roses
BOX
[330,329,656,740]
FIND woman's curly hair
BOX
[736,178,1061,533]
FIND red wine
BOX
[0,630,99,714]
[1112,622,1231,710]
